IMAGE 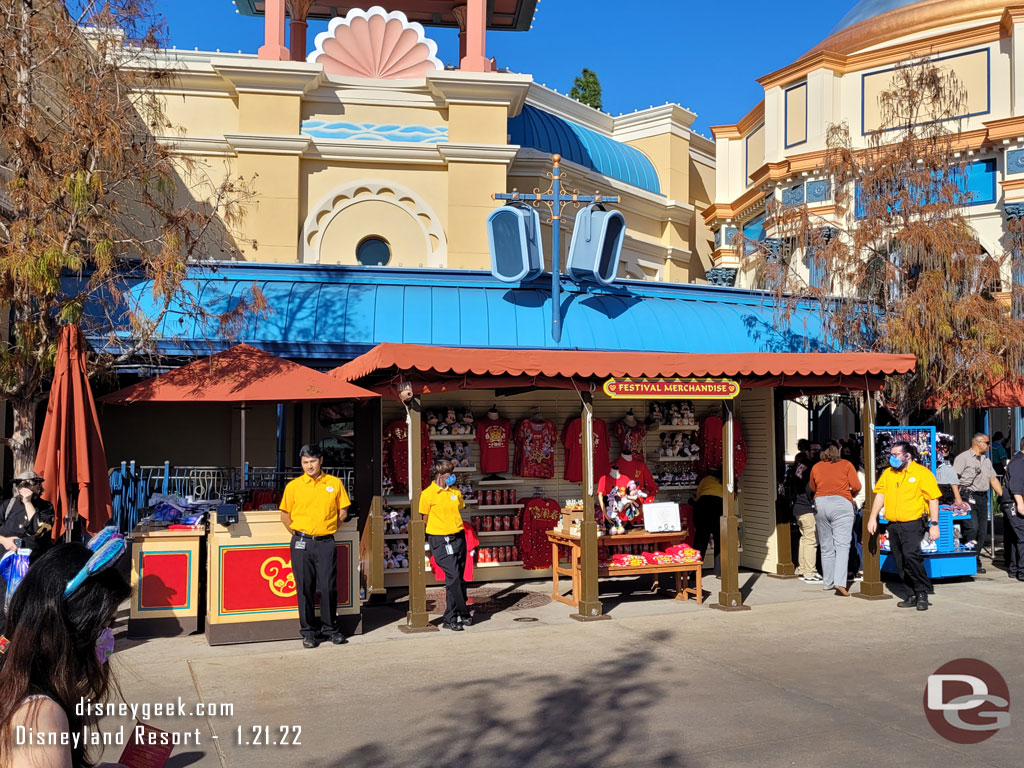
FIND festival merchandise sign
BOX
[603,378,740,400]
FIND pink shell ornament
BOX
[308,6,443,80]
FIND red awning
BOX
[330,343,916,389]
[102,344,379,403]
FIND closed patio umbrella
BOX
[34,325,113,540]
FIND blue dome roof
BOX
[509,105,662,195]
[831,0,924,34]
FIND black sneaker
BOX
[896,595,918,608]
[302,637,320,649]
[977,561,987,574]
[329,632,348,645]
[442,621,464,632]
[916,593,930,611]
[460,615,473,627]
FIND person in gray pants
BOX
[809,444,862,595]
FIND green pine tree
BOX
[570,68,603,111]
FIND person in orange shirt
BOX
[279,444,350,648]
[809,444,861,596]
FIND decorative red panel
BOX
[139,552,190,610]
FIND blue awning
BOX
[509,105,662,195]
[81,264,830,368]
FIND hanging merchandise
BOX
[382,419,433,494]
[520,496,562,569]
[561,417,611,482]
[696,414,747,475]
[476,410,513,474]
[614,414,647,459]
[513,417,558,479]
[612,455,659,501]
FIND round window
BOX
[356,236,391,266]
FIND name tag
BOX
[908,477,917,483]
[326,486,335,493]
[295,539,307,550]
[450,494,458,502]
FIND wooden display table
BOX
[128,524,205,638]
[547,529,702,609]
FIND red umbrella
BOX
[34,326,112,540]
[100,344,379,488]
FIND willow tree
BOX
[0,1,262,473]
[743,60,1024,423]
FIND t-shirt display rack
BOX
[378,392,719,588]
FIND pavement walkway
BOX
[98,559,1024,768]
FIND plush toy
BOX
[442,442,455,462]
[672,433,686,457]
[393,540,409,569]
[454,441,471,468]
[658,432,674,457]
[604,487,627,535]
[460,408,475,436]
[649,402,665,427]
[426,410,439,435]
[622,480,648,521]
[669,403,683,426]
[383,544,396,569]
[444,407,458,434]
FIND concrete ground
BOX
[98,556,1024,768]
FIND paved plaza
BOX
[100,558,1024,768]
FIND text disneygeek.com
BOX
[77,697,234,720]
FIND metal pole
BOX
[855,390,890,600]
[551,155,562,344]
[240,401,247,491]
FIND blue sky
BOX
[158,1,856,134]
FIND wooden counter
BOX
[205,510,360,645]
[128,525,204,638]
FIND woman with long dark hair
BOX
[0,540,130,768]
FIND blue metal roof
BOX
[81,265,830,368]
[509,105,662,195]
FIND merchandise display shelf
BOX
[476,504,524,511]
[429,434,472,441]
[478,529,523,536]
[478,560,524,568]
[477,478,525,486]
[649,456,697,463]
[454,466,477,473]
[383,533,408,540]
[649,424,699,432]
[660,485,698,491]
[383,496,410,506]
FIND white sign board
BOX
[642,502,681,533]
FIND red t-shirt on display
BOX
[613,420,647,460]
[561,417,611,482]
[520,497,562,570]
[476,417,512,474]
[615,454,659,500]
[514,419,558,479]
[382,419,432,494]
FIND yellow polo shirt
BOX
[696,475,724,500]
[419,483,465,536]
[873,462,941,522]
[280,473,350,536]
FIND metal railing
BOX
[108,461,354,532]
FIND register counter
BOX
[205,510,360,645]
[128,525,205,638]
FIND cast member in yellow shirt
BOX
[279,444,350,648]
[867,441,940,611]
[419,457,469,631]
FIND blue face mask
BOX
[889,455,905,470]
[444,474,457,487]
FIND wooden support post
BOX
[399,395,437,632]
[355,399,385,604]
[258,0,289,61]
[712,399,751,611]
[769,388,796,578]
[855,391,890,600]
[572,391,609,621]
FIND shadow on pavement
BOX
[320,631,687,768]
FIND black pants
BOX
[888,519,932,596]
[693,496,723,572]
[964,491,989,556]
[290,533,338,639]
[1005,512,1024,577]
[429,532,468,625]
